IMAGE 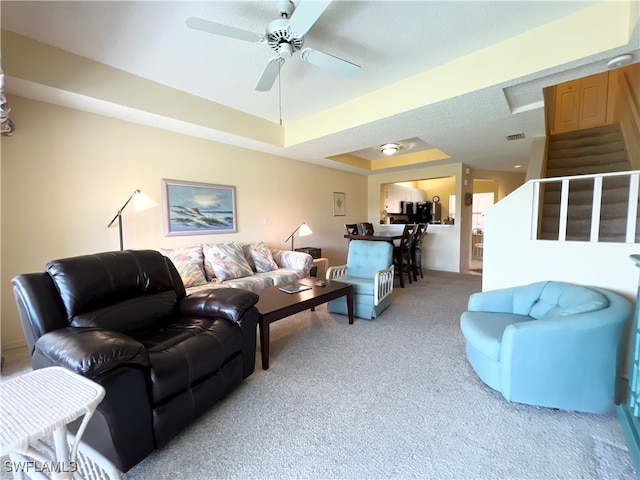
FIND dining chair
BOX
[344,224,359,235]
[472,228,484,260]
[411,223,428,280]
[358,222,375,235]
[393,224,416,288]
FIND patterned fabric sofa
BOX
[160,241,314,293]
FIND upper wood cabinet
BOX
[552,72,609,134]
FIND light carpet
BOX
[2,271,636,479]
[126,270,635,479]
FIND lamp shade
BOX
[132,191,157,212]
[107,189,157,250]
[285,222,313,250]
[299,223,313,237]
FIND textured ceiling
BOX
[2,1,638,175]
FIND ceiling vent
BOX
[506,133,525,141]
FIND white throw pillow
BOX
[251,242,278,273]
[159,246,207,288]
[203,242,254,281]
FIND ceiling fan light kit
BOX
[186,0,360,93]
[380,143,403,155]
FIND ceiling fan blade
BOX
[186,17,265,44]
[255,58,284,92]
[300,47,360,78]
[287,0,332,37]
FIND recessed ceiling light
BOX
[379,143,404,155]
[514,165,522,169]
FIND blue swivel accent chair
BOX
[460,281,633,414]
[327,240,394,319]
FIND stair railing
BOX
[615,68,640,170]
[531,170,640,243]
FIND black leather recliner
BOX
[11,249,259,472]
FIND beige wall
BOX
[367,163,467,271]
[417,177,455,218]
[472,168,526,201]
[1,96,367,349]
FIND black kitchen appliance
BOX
[416,202,432,223]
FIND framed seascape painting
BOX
[162,179,237,236]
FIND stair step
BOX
[542,176,631,191]
[548,139,626,157]
[540,124,637,243]
[547,147,628,164]
[539,220,634,241]
[550,124,622,142]
[542,188,631,205]
[546,161,630,178]
[549,132,625,151]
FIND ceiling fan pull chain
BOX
[278,61,283,126]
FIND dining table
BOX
[344,231,403,242]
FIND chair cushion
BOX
[223,275,274,291]
[334,276,375,295]
[346,240,393,278]
[46,250,183,329]
[256,269,305,285]
[135,317,243,404]
[460,311,531,360]
[70,291,178,334]
[514,281,610,320]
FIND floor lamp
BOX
[107,189,157,250]
[285,222,312,251]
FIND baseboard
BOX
[1,340,28,353]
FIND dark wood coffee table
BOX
[255,278,353,370]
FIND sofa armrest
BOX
[33,327,148,380]
[271,249,314,274]
[181,287,259,325]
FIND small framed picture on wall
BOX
[333,192,346,216]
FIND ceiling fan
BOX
[186,0,360,92]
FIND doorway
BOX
[469,180,497,273]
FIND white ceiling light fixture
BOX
[379,143,404,155]
[606,53,633,69]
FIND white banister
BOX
[558,179,570,242]
[531,181,541,241]
[525,170,640,244]
[627,173,639,243]
[591,176,603,242]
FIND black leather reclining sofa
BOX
[11,249,259,472]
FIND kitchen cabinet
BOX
[384,184,426,213]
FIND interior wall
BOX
[471,168,526,200]
[417,176,455,219]
[367,163,466,272]
[1,95,367,349]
